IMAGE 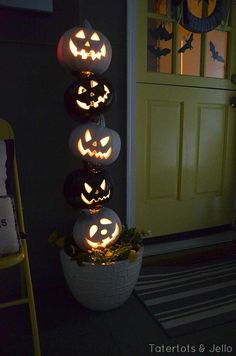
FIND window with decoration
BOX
[147,0,231,79]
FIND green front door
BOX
[135,0,236,236]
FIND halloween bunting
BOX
[57,20,122,252]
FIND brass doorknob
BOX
[230,97,236,108]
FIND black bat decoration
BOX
[150,24,173,41]
[178,33,194,53]
[209,41,224,63]
[148,45,171,59]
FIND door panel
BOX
[196,105,226,195]
[148,101,182,199]
[136,84,236,235]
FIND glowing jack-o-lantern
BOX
[57,21,112,75]
[64,74,114,120]
[69,122,121,166]
[64,168,113,209]
[73,207,122,251]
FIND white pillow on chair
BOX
[0,196,21,256]
[0,139,14,196]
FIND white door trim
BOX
[126,0,136,227]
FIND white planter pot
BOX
[60,247,143,311]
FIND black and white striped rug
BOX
[135,258,236,337]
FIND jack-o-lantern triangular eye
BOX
[100,218,112,225]
[84,182,92,193]
[104,85,110,94]
[78,86,87,95]
[100,136,110,147]
[91,32,100,41]
[85,129,92,142]
[75,30,85,39]
[90,80,98,88]
[100,179,106,190]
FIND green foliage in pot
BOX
[48,225,146,265]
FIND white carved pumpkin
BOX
[57,21,112,74]
[73,207,122,251]
[69,122,121,166]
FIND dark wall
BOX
[0,0,127,293]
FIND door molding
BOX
[126,0,136,227]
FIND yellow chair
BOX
[0,118,41,356]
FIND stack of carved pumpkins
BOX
[57,20,122,252]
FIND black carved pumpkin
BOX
[57,20,112,74]
[69,122,121,166]
[64,168,113,209]
[64,74,114,120]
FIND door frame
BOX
[126,0,136,227]
[126,0,236,230]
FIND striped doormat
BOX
[135,258,236,337]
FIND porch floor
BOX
[1,240,236,356]
[143,240,236,266]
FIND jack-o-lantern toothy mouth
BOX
[81,190,111,206]
[86,223,120,249]
[69,40,106,61]
[76,85,110,110]
[78,139,112,159]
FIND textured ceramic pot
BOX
[60,247,143,311]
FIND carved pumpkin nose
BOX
[95,190,99,194]
[90,92,95,97]
[85,41,90,47]
[92,141,97,147]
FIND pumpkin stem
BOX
[89,208,102,215]
[83,19,93,29]
[97,114,106,128]
[90,114,106,127]
[83,161,101,174]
